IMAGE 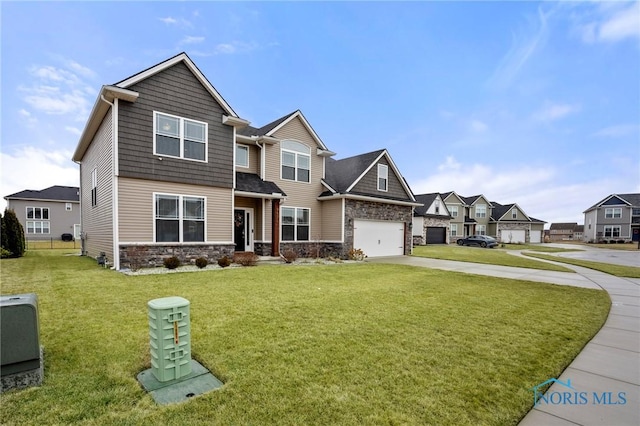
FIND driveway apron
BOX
[367,255,640,426]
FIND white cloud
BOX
[213,41,259,55]
[574,2,640,44]
[470,119,489,133]
[158,16,192,28]
[592,124,639,138]
[533,102,580,122]
[1,146,79,211]
[180,35,205,45]
[65,126,82,136]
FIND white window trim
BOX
[450,223,458,236]
[91,168,98,207]
[26,206,50,220]
[603,225,621,238]
[66,203,72,211]
[477,224,486,235]
[26,221,50,234]
[236,144,249,168]
[153,192,207,243]
[153,111,208,163]
[280,140,311,183]
[377,164,388,192]
[281,206,311,241]
[476,204,487,218]
[512,208,517,219]
[449,205,458,218]
[604,208,622,219]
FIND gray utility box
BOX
[1,293,41,376]
[148,297,192,382]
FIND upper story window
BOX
[91,168,98,207]
[27,207,49,220]
[377,164,388,191]
[281,140,310,183]
[512,208,517,219]
[154,112,207,162]
[155,194,205,243]
[633,208,640,217]
[434,200,440,214]
[605,208,622,219]
[449,205,458,218]
[236,145,249,168]
[475,204,487,218]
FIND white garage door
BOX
[353,220,404,257]
[530,230,541,243]
[500,229,526,244]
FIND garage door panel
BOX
[426,227,446,244]
[530,230,541,243]
[354,220,404,257]
[500,229,526,244]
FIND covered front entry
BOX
[234,208,253,252]
[353,220,404,257]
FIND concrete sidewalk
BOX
[367,256,640,426]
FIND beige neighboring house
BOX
[72,52,419,270]
[4,186,80,241]
[441,191,545,243]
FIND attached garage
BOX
[500,229,526,244]
[353,220,404,257]
[529,230,542,243]
[426,227,447,244]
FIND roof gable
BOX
[442,191,466,205]
[584,193,640,212]
[414,193,450,216]
[492,202,531,221]
[115,52,238,118]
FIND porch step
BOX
[257,256,284,265]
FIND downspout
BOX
[255,139,266,244]
[72,159,84,255]
[100,94,120,270]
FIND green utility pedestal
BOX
[147,296,191,382]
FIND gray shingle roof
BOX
[235,172,286,196]
[414,193,439,216]
[4,186,79,202]
[238,111,299,137]
[324,149,386,193]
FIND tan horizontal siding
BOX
[321,198,343,241]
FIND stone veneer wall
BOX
[418,217,450,245]
[118,243,235,270]
[344,199,413,256]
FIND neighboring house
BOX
[583,193,640,242]
[548,223,580,241]
[412,193,452,244]
[441,191,545,243]
[72,52,419,270]
[490,202,545,244]
[574,225,584,241]
[3,186,80,240]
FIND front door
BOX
[234,208,253,252]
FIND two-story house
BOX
[440,191,544,243]
[548,223,580,241]
[583,193,640,242]
[412,193,452,244]
[4,186,80,241]
[72,53,418,270]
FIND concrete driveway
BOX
[544,243,640,267]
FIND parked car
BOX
[456,235,498,248]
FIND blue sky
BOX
[1,1,639,226]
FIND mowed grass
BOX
[412,245,575,272]
[0,251,609,425]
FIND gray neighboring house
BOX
[412,193,452,245]
[583,193,640,242]
[4,186,80,240]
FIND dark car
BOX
[456,235,498,248]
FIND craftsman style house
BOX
[72,53,418,270]
[4,186,80,241]
[412,193,452,244]
[583,193,640,242]
[434,191,545,244]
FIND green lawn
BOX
[523,252,640,278]
[412,245,575,272]
[0,251,609,425]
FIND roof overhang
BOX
[234,191,285,200]
[223,115,250,129]
[236,134,279,145]
[72,85,139,162]
[318,192,422,207]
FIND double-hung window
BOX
[377,164,388,191]
[154,112,207,162]
[477,225,486,235]
[475,204,486,218]
[26,207,50,234]
[91,168,97,207]
[450,223,458,237]
[605,208,622,219]
[449,205,458,218]
[281,140,310,182]
[236,145,249,168]
[512,208,517,219]
[155,194,205,242]
[281,207,310,241]
[604,225,621,238]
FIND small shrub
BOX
[1,247,12,258]
[234,252,258,266]
[348,248,366,261]
[616,239,625,244]
[282,249,298,263]
[217,256,232,268]
[195,257,208,269]
[163,256,181,270]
